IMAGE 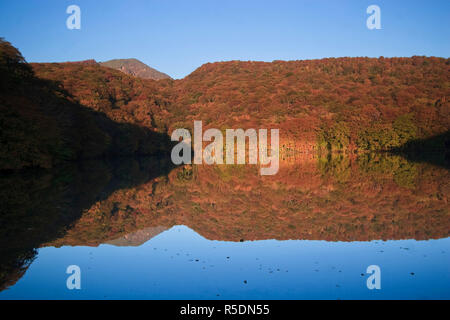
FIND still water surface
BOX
[0,154,449,299]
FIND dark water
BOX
[0,154,449,299]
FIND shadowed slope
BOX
[0,39,174,170]
[390,131,450,169]
[0,157,177,291]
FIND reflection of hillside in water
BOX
[46,153,450,247]
[1,153,449,291]
[0,157,175,291]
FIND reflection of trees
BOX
[44,154,449,249]
[0,157,175,291]
[0,248,35,292]
[390,130,450,169]
[1,153,449,291]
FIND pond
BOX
[0,154,448,299]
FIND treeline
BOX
[32,48,450,156]
[0,39,172,170]
[1,38,449,169]
[317,113,419,152]
[172,58,449,153]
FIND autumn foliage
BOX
[32,55,450,156]
[1,39,449,169]
[0,39,172,170]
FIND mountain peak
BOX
[100,58,171,80]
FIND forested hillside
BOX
[171,58,450,153]
[0,39,172,170]
[1,39,449,170]
[34,55,450,155]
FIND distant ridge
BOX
[100,58,171,80]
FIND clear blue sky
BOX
[1,0,449,79]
